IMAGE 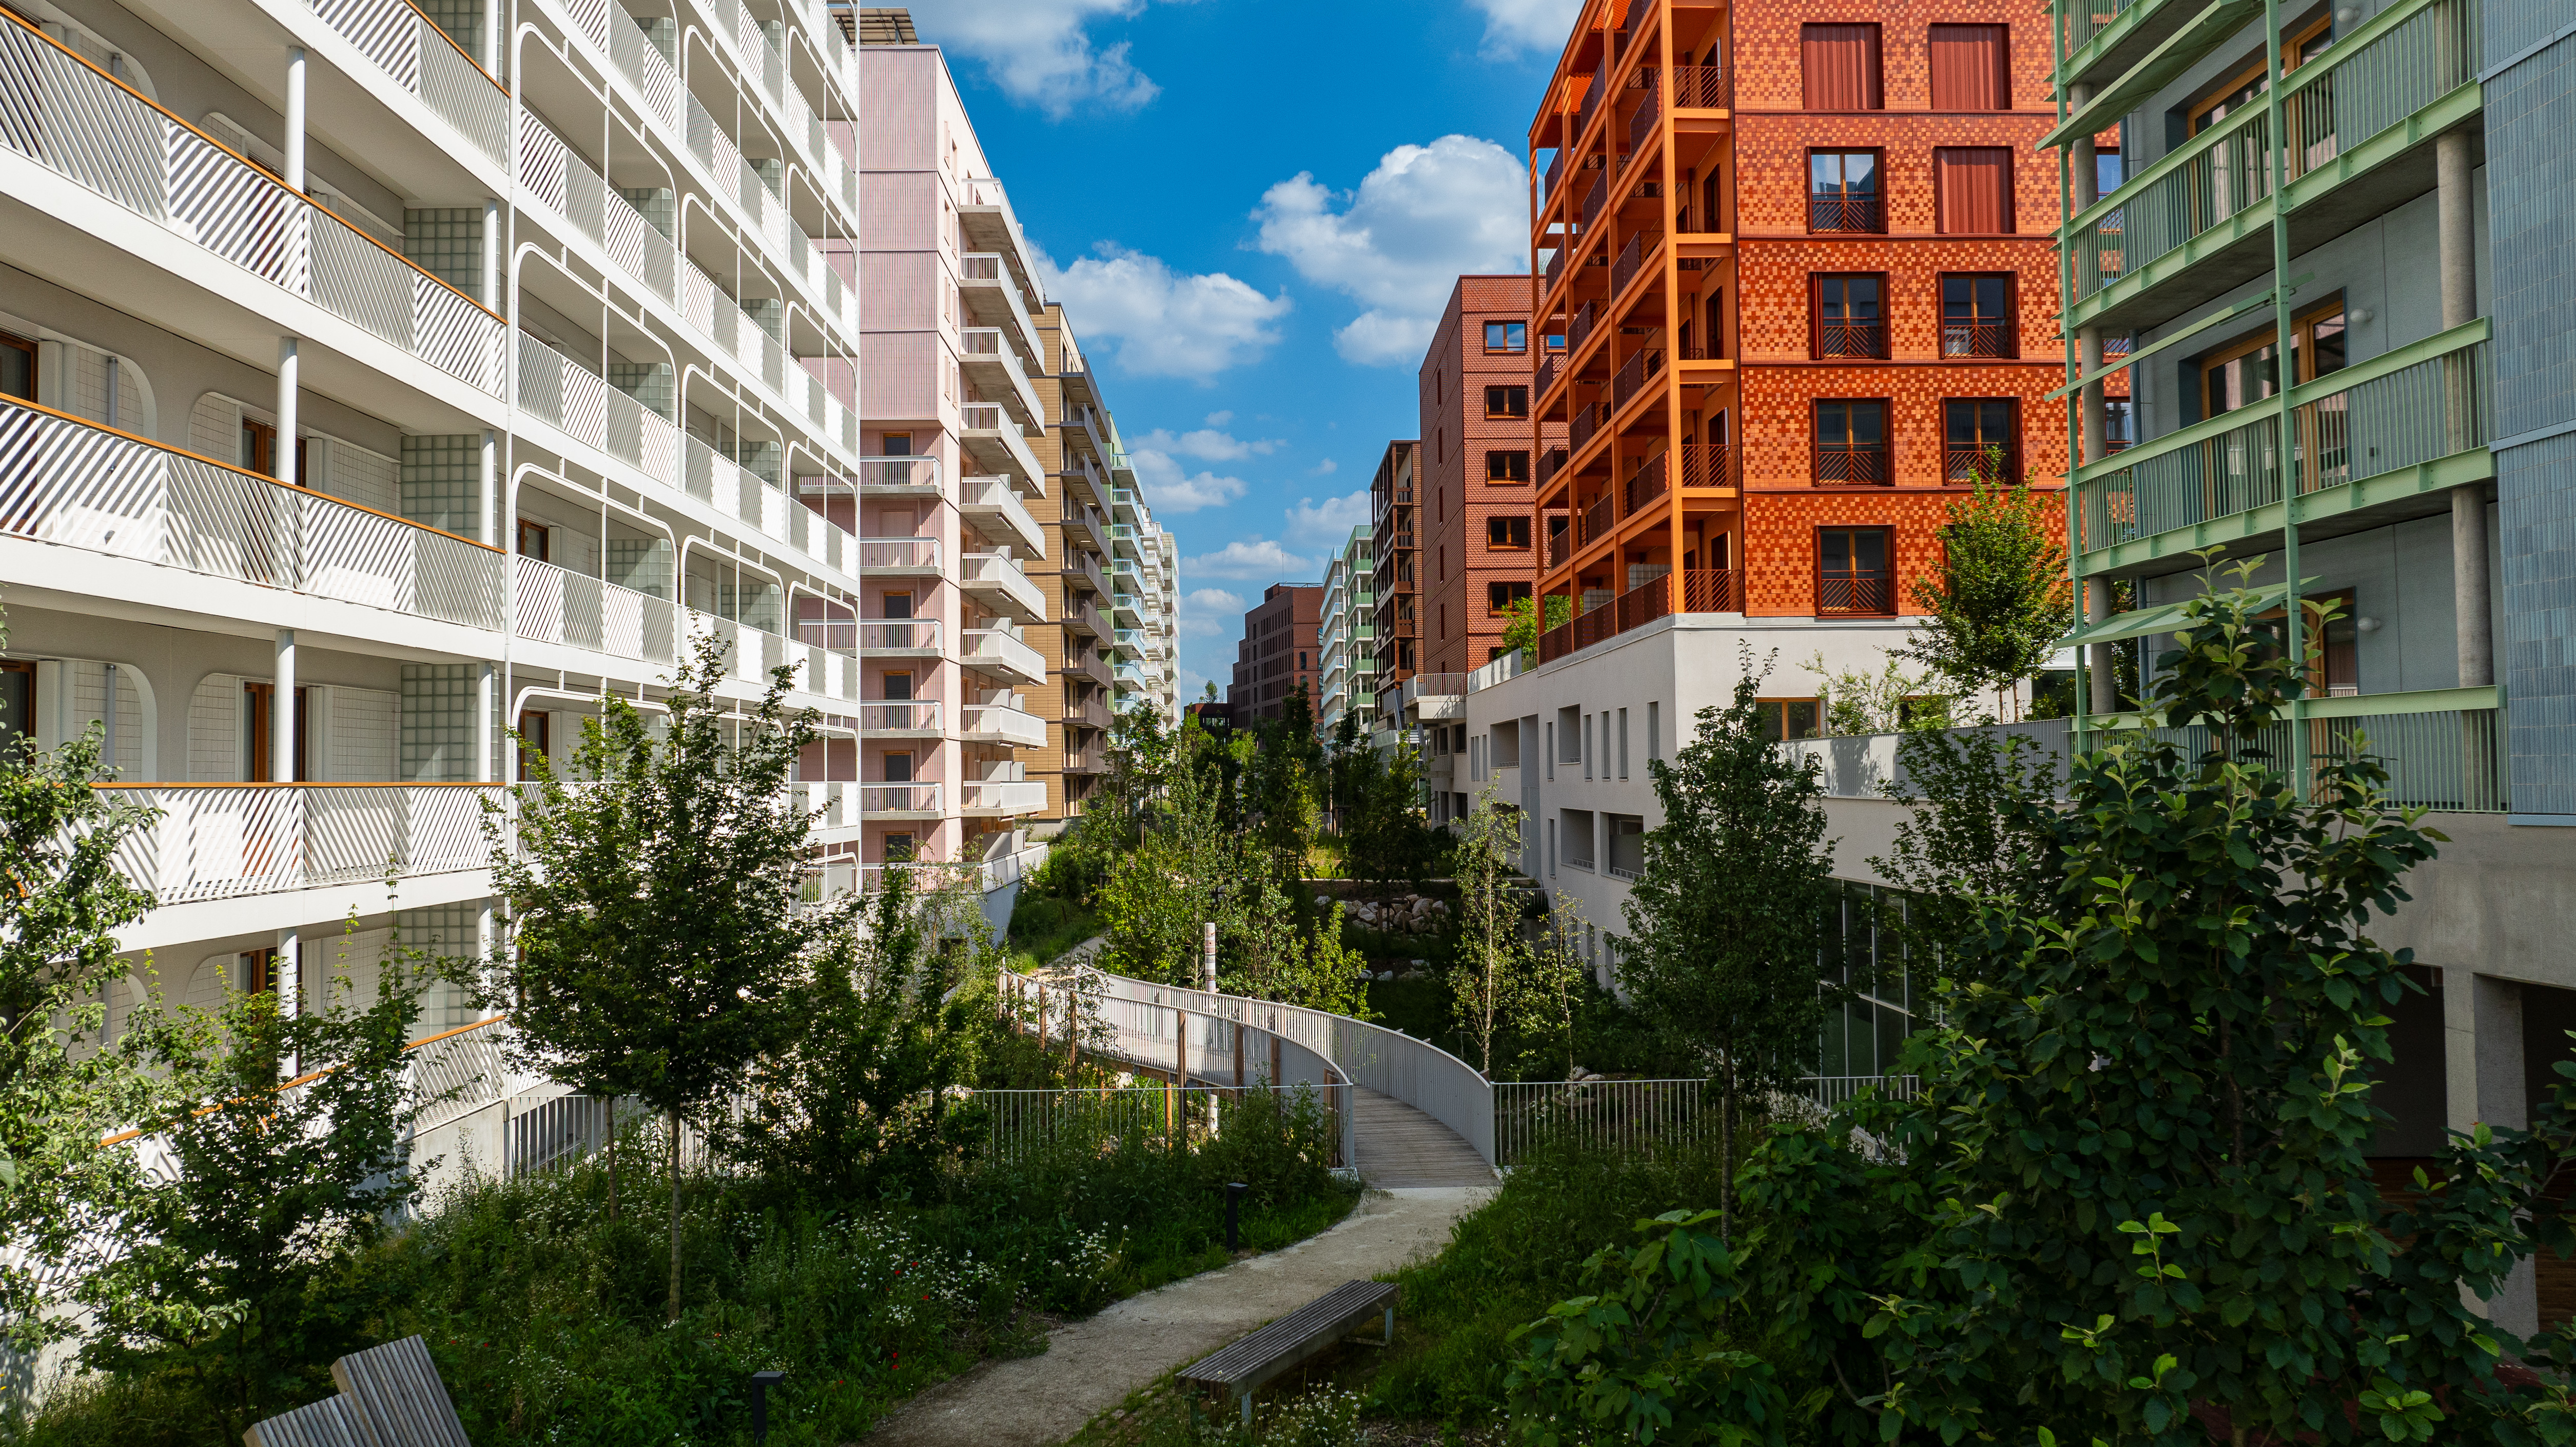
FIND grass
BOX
[1005,892,1103,972]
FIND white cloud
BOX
[1038,243,1292,379]
[1311,458,1339,476]
[1176,586,1246,637]
[1135,423,1281,463]
[1253,135,1529,366]
[1465,0,1581,57]
[917,0,1160,119]
[1285,490,1372,545]
[1127,446,1248,514]
[1204,410,1234,426]
[1184,537,1316,581]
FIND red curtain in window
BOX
[1801,24,1883,110]
[1935,148,2016,233]
[1928,25,2010,110]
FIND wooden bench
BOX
[1179,1279,1399,1424]
[243,1334,473,1447]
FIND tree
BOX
[1447,788,1527,1078]
[0,680,158,1353]
[1898,478,2074,721]
[1340,738,1441,900]
[1498,592,1574,667]
[84,938,428,1438]
[1221,875,1369,1018]
[1801,649,1950,736]
[485,633,845,1321]
[1618,649,1840,1238]
[1244,686,1324,874]
[1869,722,2062,985]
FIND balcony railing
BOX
[859,538,942,570]
[0,15,506,394]
[101,783,500,904]
[1626,71,1662,152]
[1537,446,1570,489]
[0,396,503,628]
[2078,324,2491,556]
[858,456,944,496]
[961,552,1048,618]
[1612,348,1665,410]
[1817,322,1886,359]
[959,476,1044,554]
[1673,64,1730,109]
[850,620,941,659]
[859,784,942,813]
[2068,0,2479,307]
[514,556,677,662]
[1571,403,1601,451]
[961,629,1048,683]
[1815,445,1891,485]
[1808,194,1885,234]
[962,779,1049,815]
[860,701,941,732]
[1944,444,2023,485]
[302,0,509,163]
[1610,232,1662,297]
[1580,172,1609,229]
[1941,322,2016,359]
[1819,576,1896,615]
[1679,443,1739,489]
[1625,453,1669,515]
[1583,492,1615,545]
[960,705,1048,749]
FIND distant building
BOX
[1367,441,1422,733]
[1226,584,1325,725]
[1317,527,1377,739]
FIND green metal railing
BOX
[2058,0,2151,60]
[2078,325,2488,554]
[2067,0,2479,304]
[2086,688,2506,812]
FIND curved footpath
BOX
[869,944,1494,1444]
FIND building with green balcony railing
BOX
[1317,525,1378,738]
[2044,0,2576,1338]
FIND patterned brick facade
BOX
[1419,276,1563,675]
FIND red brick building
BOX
[1525,0,2064,656]
[1417,277,1567,676]
[1226,583,1324,724]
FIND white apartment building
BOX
[1317,525,1374,739]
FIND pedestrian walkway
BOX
[863,1186,1488,1447]
[1353,1086,1493,1188]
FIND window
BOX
[1583,713,1594,778]
[1647,701,1660,760]
[881,671,914,700]
[881,591,914,619]
[516,518,550,560]
[2190,19,2333,136]
[1755,699,1824,741]
[1927,24,2009,110]
[1814,400,1889,484]
[1808,151,1882,232]
[1606,815,1645,877]
[882,751,914,783]
[1942,399,2020,483]
[1616,707,1628,779]
[0,331,33,402]
[1486,448,1531,483]
[1818,527,1896,615]
[1488,515,1531,550]
[1489,580,1532,614]
[240,418,308,484]
[1940,275,2016,358]
[1484,320,1528,354]
[2104,399,2135,452]
[1545,331,1567,352]
[880,432,912,457]
[1563,809,1596,870]
[1801,23,1883,109]
[1485,384,1529,419]
[1812,275,1885,359]
[513,708,547,782]
[246,683,311,781]
[1934,148,2015,233]
[0,662,31,747]
[2198,299,2348,419]
[882,832,915,863]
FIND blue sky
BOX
[909,0,1576,698]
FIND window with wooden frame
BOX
[516,518,550,560]
[1927,24,2010,110]
[1817,526,1896,615]
[2190,17,2335,137]
[246,682,312,781]
[1801,23,1884,110]
[1754,698,1824,741]
[1942,398,2020,484]
[1488,515,1532,550]
[1933,147,2016,233]
[1489,579,1533,615]
[1486,448,1530,483]
[0,330,33,402]
[1484,320,1528,354]
[1808,150,1883,233]
[2249,588,2360,696]
[1811,274,1887,359]
[1939,273,2017,358]
[0,661,30,747]
[1485,384,1529,419]
[2198,296,2348,419]
[1813,399,1890,485]
[240,418,308,484]
[515,708,549,781]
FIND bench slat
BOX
[331,1335,472,1447]
[1180,1280,1398,1393]
[243,1395,369,1447]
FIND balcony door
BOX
[1943,399,2020,484]
[1809,151,1882,233]
[1817,526,1895,616]
[240,418,308,485]
[1940,275,2015,358]
[0,330,33,402]
[1812,275,1885,359]
[1814,399,1888,484]
[243,682,309,782]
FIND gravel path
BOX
[862,1186,1489,1447]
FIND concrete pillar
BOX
[2437,129,2491,689]
[483,199,502,309]
[476,660,496,783]
[276,338,299,488]
[2078,327,2107,467]
[479,428,497,544]
[274,628,297,783]
[2089,580,2120,714]
[283,48,306,192]
[2447,971,2536,1333]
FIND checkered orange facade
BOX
[1527,0,2066,630]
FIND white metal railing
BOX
[303,0,509,165]
[859,783,941,812]
[513,555,677,662]
[791,778,856,829]
[858,456,943,495]
[0,396,503,628]
[960,705,1047,749]
[857,620,942,652]
[858,701,941,731]
[959,476,1045,554]
[960,628,1047,682]
[0,15,506,394]
[962,779,1048,814]
[961,552,1048,618]
[861,537,942,570]
[838,845,1049,900]
[100,784,501,904]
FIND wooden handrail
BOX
[90,781,505,791]
[99,1014,510,1147]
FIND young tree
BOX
[85,945,427,1438]
[485,633,846,1321]
[1898,478,2074,721]
[1801,649,1950,736]
[1341,738,1440,900]
[1498,593,1575,667]
[1222,875,1369,1018]
[1618,650,1840,1238]
[0,695,158,1353]
[1447,788,1526,1078]
[1868,723,2062,984]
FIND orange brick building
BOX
[1418,277,1568,677]
[1526,0,2064,654]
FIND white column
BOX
[274,629,297,782]
[283,47,306,192]
[277,927,301,1037]
[276,338,300,487]
[476,661,496,783]
[479,428,498,544]
[483,199,502,309]
[2437,129,2490,689]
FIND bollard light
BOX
[1225,1181,1247,1252]
[750,1370,786,1443]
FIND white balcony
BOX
[960,629,1048,686]
[0,395,503,631]
[960,703,1048,748]
[959,403,1045,486]
[858,701,942,736]
[859,783,943,817]
[956,180,1046,311]
[961,779,1049,816]
[860,538,943,575]
[958,252,1041,362]
[857,620,943,656]
[1110,487,1142,523]
[958,328,1044,428]
[792,780,861,832]
[1111,592,1143,627]
[959,476,1046,555]
[857,456,944,498]
[1109,523,1143,560]
[102,784,502,904]
[960,552,1047,622]
[514,556,679,664]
